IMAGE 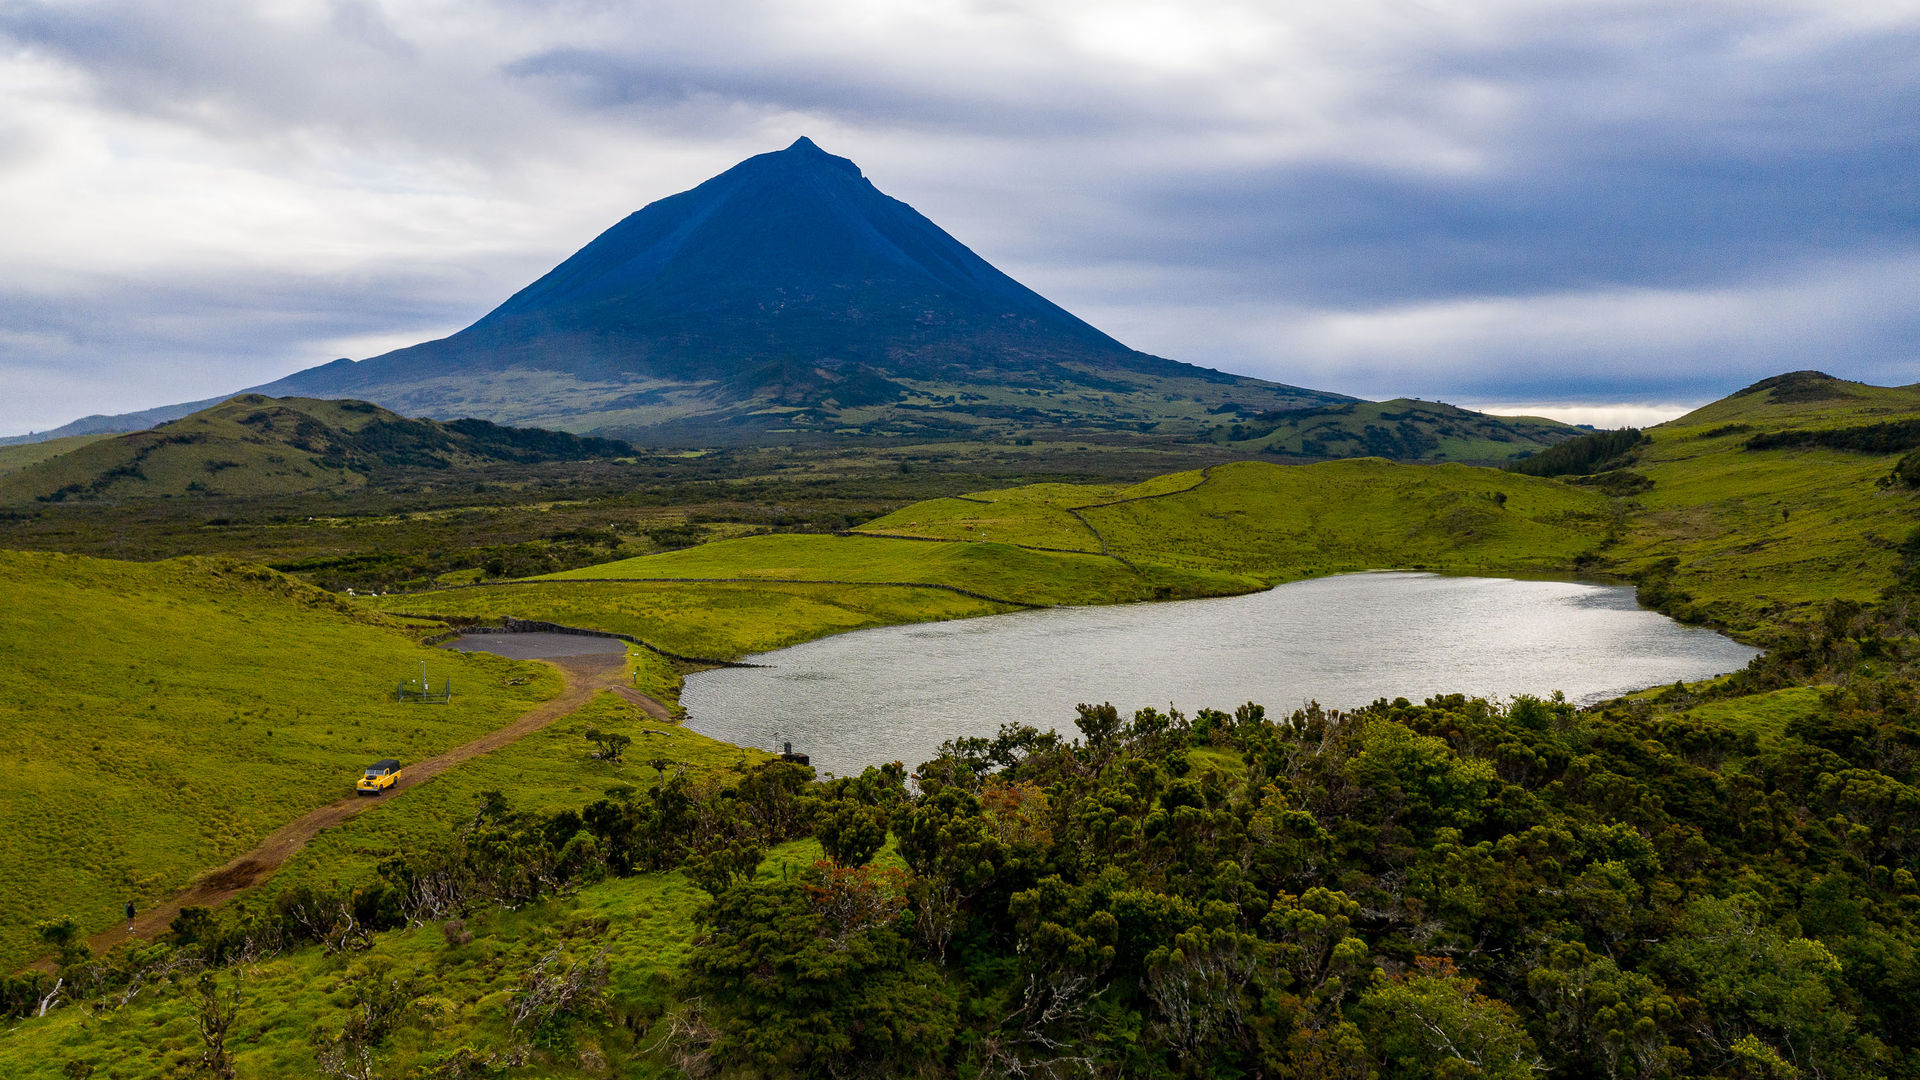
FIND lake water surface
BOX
[681,572,1760,778]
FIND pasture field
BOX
[539,531,1254,601]
[374,579,1013,662]
[861,459,1615,583]
[1605,380,1920,630]
[265,691,771,894]
[0,551,560,966]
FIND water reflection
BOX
[682,573,1759,778]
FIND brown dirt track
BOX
[60,650,674,962]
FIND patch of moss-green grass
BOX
[267,692,771,894]
[372,579,1015,662]
[1677,685,1830,746]
[864,459,1611,584]
[0,432,117,478]
[1604,380,1920,632]
[0,551,560,966]
[537,532,1244,604]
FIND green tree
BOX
[1359,958,1542,1080]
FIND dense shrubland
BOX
[10,660,1917,1079]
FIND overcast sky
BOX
[1,0,1916,435]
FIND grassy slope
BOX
[1608,374,1920,631]
[0,854,823,1080]
[0,397,399,503]
[0,552,560,966]
[540,532,1248,601]
[0,692,794,1080]
[862,459,1613,583]
[366,461,1608,679]
[0,395,628,504]
[0,433,117,478]
[268,691,771,894]
[375,580,1013,663]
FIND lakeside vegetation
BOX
[0,371,1917,1077]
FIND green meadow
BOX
[267,691,771,895]
[0,551,560,966]
[0,693,803,1079]
[1605,378,1920,630]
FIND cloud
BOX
[0,0,1915,433]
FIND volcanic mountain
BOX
[55,138,1349,444]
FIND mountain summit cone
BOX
[243,138,1347,441]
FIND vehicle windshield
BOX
[364,768,383,778]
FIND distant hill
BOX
[1208,397,1582,463]
[0,396,633,503]
[1664,370,1920,431]
[0,396,226,448]
[21,138,1350,446]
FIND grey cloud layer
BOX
[0,0,1914,434]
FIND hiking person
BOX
[125,899,135,930]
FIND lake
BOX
[680,572,1761,778]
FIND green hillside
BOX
[0,433,117,478]
[0,395,632,504]
[1211,397,1581,463]
[3,371,1919,1077]
[0,551,559,965]
[1579,372,1920,631]
[862,458,1612,582]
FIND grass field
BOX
[0,682,821,1079]
[1605,377,1920,631]
[861,459,1615,583]
[539,531,1253,601]
[266,691,771,895]
[374,579,1015,662]
[0,551,560,966]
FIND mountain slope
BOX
[0,395,632,503]
[222,138,1348,441]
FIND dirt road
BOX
[66,651,672,960]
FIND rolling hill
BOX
[0,395,632,503]
[1210,397,1581,463]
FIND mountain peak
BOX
[232,139,1347,441]
[761,135,862,178]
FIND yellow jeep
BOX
[357,759,402,795]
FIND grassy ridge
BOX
[1607,373,1920,631]
[0,552,560,966]
[863,459,1613,583]
[0,395,633,504]
[0,433,118,478]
